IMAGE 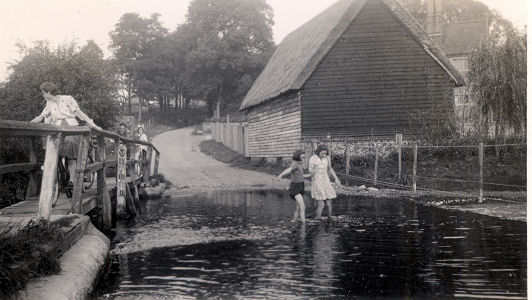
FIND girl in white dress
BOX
[309,144,341,220]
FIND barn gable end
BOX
[301,0,456,138]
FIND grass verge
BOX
[199,140,288,176]
[0,217,79,298]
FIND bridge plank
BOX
[0,191,97,217]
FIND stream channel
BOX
[92,190,526,299]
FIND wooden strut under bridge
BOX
[0,120,160,230]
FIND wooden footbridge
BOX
[0,120,160,230]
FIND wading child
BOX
[278,150,311,223]
[309,144,341,221]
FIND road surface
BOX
[152,127,286,193]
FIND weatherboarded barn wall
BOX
[300,0,455,138]
[246,93,301,158]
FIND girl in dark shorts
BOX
[278,150,311,223]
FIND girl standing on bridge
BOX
[31,82,102,181]
[309,144,341,221]
[278,150,311,223]
[134,125,149,175]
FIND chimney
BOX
[426,0,444,46]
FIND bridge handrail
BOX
[0,120,159,154]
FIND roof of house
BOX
[239,0,464,111]
[443,20,488,56]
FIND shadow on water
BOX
[92,190,526,299]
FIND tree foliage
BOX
[468,30,527,140]
[1,40,118,128]
[108,0,275,119]
[109,13,168,114]
[181,0,275,115]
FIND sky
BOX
[0,0,528,82]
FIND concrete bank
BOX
[16,216,110,300]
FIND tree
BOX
[468,30,526,141]
[180,0,275,117]
[109,13,168,115]
[132,35,179,117]
[1,40,119,128]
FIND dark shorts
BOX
[289,182,305,200]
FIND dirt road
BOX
[152,127,286,193]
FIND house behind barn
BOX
[239,0,464,159]
[426,0,489,134]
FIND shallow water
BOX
[93,190,526,299]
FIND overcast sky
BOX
[0,0,528,82]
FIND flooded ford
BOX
[93,190,526,299]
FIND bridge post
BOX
[153,152,160,176]
[143,145,153,183]
[116,140,127,216]
[38,134,62,222]
[125,183,137,216]
[26,137,39,199]
[96,135,112,230]
[72,135,91,214]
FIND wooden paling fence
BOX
[211,122,249,156]
[0,120,160,229]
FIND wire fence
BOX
[300,135,526,203]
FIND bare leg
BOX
[326,199,333,219]
[316,200,324,219]
[294,194,306,222]
[292,205,299,222]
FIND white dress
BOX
[309,155,337,200]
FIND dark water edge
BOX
[92,190,526,299]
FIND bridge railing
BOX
[0,120,160,228]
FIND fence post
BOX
[72,135,91,214]
[413,144,418,192]
[396,133,402,178]
[345,142,351,176]
[38,134,62,222]
[374,145,379,186]
[26,137,38,199]
[479,142,484,203]
[218,122,221,142]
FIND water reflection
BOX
[93,190,527,299]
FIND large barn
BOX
[239,0,464,158]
